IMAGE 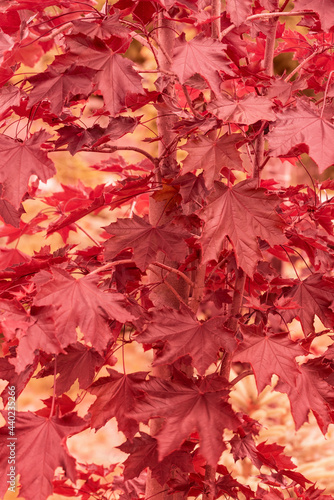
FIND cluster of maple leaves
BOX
[1,0,334,499]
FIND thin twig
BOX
[182,85,203,119]
[230,369,253,386]
[284,48,322,82]
[151,261,195,287]
[220,10,315,39]
[89,259,135,275]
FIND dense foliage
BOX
[1,0,334,499]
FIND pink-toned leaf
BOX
[233,323,304,393]
[267,100,334,173]
[201,179,285,276]
[0,130,55,207]
[137,306,237,374]
[209,94,275,124]
[0,411,86,500]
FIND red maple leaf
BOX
[55,35,144,116]
[208,94,275,125]
[201,179,285,276]
[137,306,237,375]
[33,267,135,352]
[275,358,334,433]
[0,130,55,207]
[104,214,190,271]
[13,306,63,373]
[27,66,96,115]
[36,342,105,395]
[267,100,334,173]
[88,369,147,438]
[119,432,194,485]
[225,0,252,26]
[0,411,86,500]
[181,134,244,188]
[133,371,241,465]
[293,0,334,32]
[172,34,233,94]
[281,274,334,335]
[233,323,304,393]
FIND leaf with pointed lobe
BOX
[226,0,252,27]
[119,432,194,484]
[181,134,244,188]
[0,357,36,406]
[281,274,334,336]
[33,267,135,352]
[0,85,23,118]
[88,369,147,438]
[209,94,275,125]
[56,116,138,155]
[57,35,144,116]
[201,179,286,276]
[233,323,304,393]
[293,0,334,32]
[36,342,105,395]
[172,34,233,94]
[13,306,63,373]
[27,66,95,115]
[275,358,334,433]
[0,411,86,500]
[132,372,241,465]
[0,130,55,208]
[267,100,334,173]
[104,214,190,271]
[137,306,237,375]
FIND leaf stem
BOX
[230,369,253,386]
[151,261,195,287]
[49,357,57,419]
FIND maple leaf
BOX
[0,130,55,208]
[104,214,190,271]
[132,372,241,465]
[0,411,86,500]
[88,369,147,438]
[181,134,244,188]
[293,0,334,32]
[233,323,304,393]
[172,34,233,94]
[275,358,334,433]
[56,35,144,116]
[119,432,194,485]
[137,306,237,375]
[226,0,252,27]
[0,357,35,406]
[33,267,135,352]
[13,306,63,373]
[27,66,95,115]
[36,342,105,395]
[201,179,286,276]
[208,94,275,125]
[267,100,334,173]
[281,274,334,335]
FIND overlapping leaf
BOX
[0,411,86,500]
[0,130,55,207]
[104,214,190,271]
[137,306,237,374]
[132,372,240,465]
[172,34,233,94]
[209,94,275,125]
[181,134,244,188]
[33,268,135,352]
[88,369,147,437]
[281,274,334,335]
[233,323,304,393]
[267,100,334,173]
[201,179,286,276]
